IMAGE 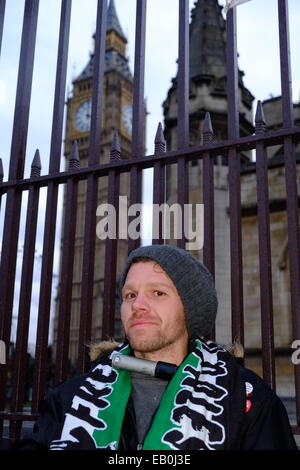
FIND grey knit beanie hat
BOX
[118,244,218,342]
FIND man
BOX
[15,245,297,450]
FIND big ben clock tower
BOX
[56,0,135,363]
[64,0,134,162]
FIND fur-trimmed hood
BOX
[88,340,120,362]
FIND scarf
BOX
[50,339,245,450]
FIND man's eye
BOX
[124,292,135,300]
[154,290,165,297]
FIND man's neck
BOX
[133,345,188,366]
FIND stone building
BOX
[163,0,254,349]
[163,0,299,396]
[241,97,300,395]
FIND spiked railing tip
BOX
[110,131,122,161]
[154,122,166,154]
[69,140,80,169]
[255,100,266,134]
[155,122,163,140]
[30,149,42,177]
[112,130,121,151]
[203,112,214,144]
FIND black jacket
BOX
[14,354,297,451]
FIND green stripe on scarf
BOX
[92,340,202,449]
[92,344,132,448]
[143,339,202,450]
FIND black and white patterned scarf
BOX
[50,339,246,450]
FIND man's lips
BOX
[129,320,158,328]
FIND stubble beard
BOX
[127,325,186,355]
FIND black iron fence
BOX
[0,0,299,442]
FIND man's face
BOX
[121,261,188,360]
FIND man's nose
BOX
[131,292,149,312]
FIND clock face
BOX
[122,104,133,136]
[74,100,91,132]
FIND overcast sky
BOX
[0,0,299,348]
